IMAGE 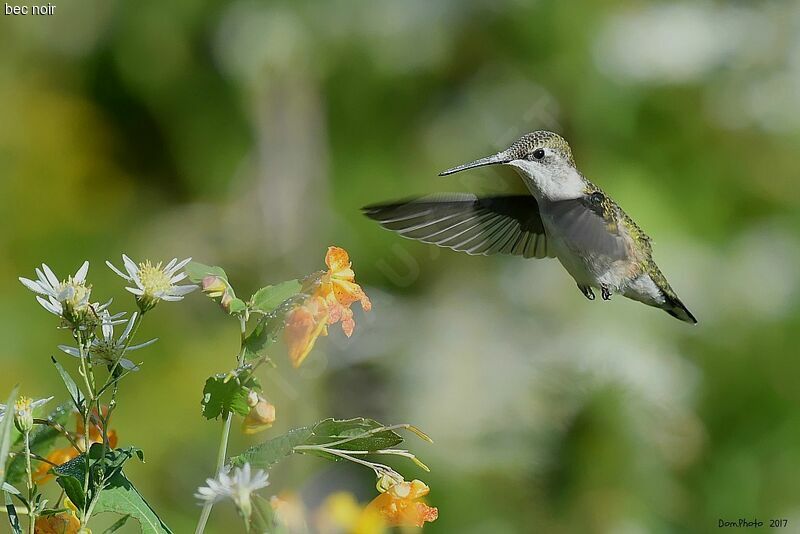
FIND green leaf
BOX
[242,315,284,361]
[249,280,302,314]
[201,373,259,420]
[5,492,22,534]
[230,418,409,471]
[229,425,315,470]
[308,418,404,452]
[51,356,85,411]
[7,401,72,484]
[228,298,247,314]
[54,445,145,512]
[185,262,228,284]
[0,385,20,488]
[94,471,172,534]
[102,514,131,533]
[56,473,86,510]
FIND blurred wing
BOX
[362,193,553,258]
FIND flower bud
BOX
[242,396,276,435]
[201,275,227,298]
[13,397,34,434]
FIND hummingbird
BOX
[362,130,697,324]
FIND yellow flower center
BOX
[137,261,172,297]
[57,277,91,309]
[14,396,31,414]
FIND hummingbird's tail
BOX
[663,294,697,324]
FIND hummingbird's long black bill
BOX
[438,152,510,176]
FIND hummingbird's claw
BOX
[601,285,612,301]
[578,284,595,301]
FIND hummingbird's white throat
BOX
[508,155,586,202]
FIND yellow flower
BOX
[365,480,438,528]
[242,394,276,434]
[284,246,371,367]
[316,492,386,534]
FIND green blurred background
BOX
[2,1,800,532]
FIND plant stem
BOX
[24,432,35,534]
[194,315,248,534]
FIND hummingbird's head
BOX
[439,130,586,201]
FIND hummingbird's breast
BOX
[539,197,639,288]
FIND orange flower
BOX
[33,409,118,484]
[34,499,81,533]
[365,480,438,527]
[285,246,371,366]
[285,295,330,367]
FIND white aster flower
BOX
[195,463,269,519]
[58,311,155,371]
[19,261,108,324]
[106,255,197,312]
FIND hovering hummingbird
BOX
[363,130,696,323]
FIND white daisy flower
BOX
[58,311,156,371]
[19,261,108,323]
[0,396,53,420]
[195,463,269,519]
[106,255,197,312]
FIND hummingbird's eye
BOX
[529,148,545,161]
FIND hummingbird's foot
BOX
[578,284,595,301]
[601,285,612,301]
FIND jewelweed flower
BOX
[34,499,81,534]
[365,479,438,527]
[319,246,372,337]
[58,311,155,371]
[106,255,197,312]
[242,393,276,435]
[19,261,108,325]
[284,246,371,367]
[285,296,330,368]
[195,463,270,520]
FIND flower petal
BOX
[74,261,89,283]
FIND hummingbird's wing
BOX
[362,193,554,258]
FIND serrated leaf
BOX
[201,374,258,420]
[309,418,403,452]
[229,425,315,470]
[94,471,172,534]
[250,280,302,314]
[51,357,84,412]
[0,385,20,488]
[230,418,406,471]
[185,262,228,284]
[7,401,72,484]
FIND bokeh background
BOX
[2,1,800,532]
